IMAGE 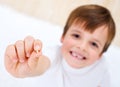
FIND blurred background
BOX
[0,0,120,47]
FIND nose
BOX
[77,40,88,52]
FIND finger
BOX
[28,51,39,69]
[28,39,42,69]
[15,40,26,63]
[24,36,34,57]
[4,45,18,70]
[28,51,45,69]
[29,53,50,74]
[34,39,42,54]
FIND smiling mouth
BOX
[70,51,86,60]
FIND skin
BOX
[4,24,108,77]
[4,36,50,78]
[61,24,108,68]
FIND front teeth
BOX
[71,51,85,60]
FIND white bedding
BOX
[0,5,120,87]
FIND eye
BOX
[72,34,80,38]
[91,42,98,48]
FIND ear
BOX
[60,36,64,43]
[98,53,103,59]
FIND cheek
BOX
[89,51,101,61]
[61,39,73,54]
[62,38,76,50]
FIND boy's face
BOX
[61,24,108,68]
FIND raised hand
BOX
[4,36,50,78]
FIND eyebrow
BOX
[71,29,82,34]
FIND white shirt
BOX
[42,45,111,87]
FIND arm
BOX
[4,36,50,78]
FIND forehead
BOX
[69,19,109,33]
[69,22,108,34]
[91,26,108,39]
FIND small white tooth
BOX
[78,55,82,58]
[72,52,77,57]
[72,51,85,60]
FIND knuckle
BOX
[15,40,24,47]
[25,36,34,41]
[36,39,42,46]
[6,44,15,53]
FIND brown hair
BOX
[62,4,116,53]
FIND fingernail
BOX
[35,45,40,52]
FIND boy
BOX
[4,4,115,87]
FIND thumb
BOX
[28,39,42,68]
[34,39,42,54]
